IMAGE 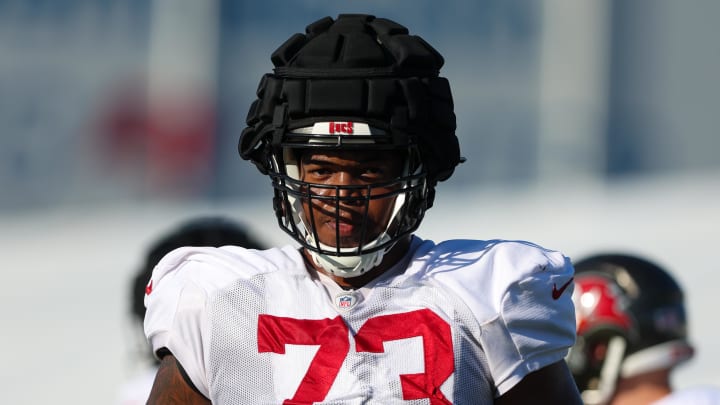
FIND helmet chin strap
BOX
[307,233,394,277]
[300,187,409,278]
[619,339,693,378]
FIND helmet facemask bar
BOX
[268,123,427,276]
[567,331,628,405]
[271,153,426,256]
[308,183,372,257]
[288,179,415,255]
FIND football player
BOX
[568,253,720,404]
[144,14,581,404]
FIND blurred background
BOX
[1,0,718,403]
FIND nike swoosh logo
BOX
[552,277,574,300]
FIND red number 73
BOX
[257,308,454,405]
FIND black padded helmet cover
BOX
[239,14,461,189]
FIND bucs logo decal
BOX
[328,121,353,134]
[573,275,633,335]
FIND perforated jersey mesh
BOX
[207,276,275,403]
[340,282,496,403]
[203,269,495,404]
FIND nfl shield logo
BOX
[339,296,352,307]
[335,293,357,310]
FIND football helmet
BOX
[239,15,462,277]
[566,253,694,405]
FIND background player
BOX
[568,252,720,405]
[144,14,582,404]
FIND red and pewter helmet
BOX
[238,15,462,277]
[566,253,694,405]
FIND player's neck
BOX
[304,236,412,290]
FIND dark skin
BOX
[298,149,410,288]
[146,149,582,404]
[608,368,673,405]
[495,360,582,404]
[147,355,210,405]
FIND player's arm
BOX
[494,360,581,404]
[147,354,211,405]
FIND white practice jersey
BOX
[144,236,576,404]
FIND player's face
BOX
[298,149,404,248]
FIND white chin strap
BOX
[308,233,394,278]
[620,339,694,378]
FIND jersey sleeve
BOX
[143,245,301,398]
[431,239,576,396]
[143,247,214,397]
[480,242,576,395]
[143,245,273,397]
